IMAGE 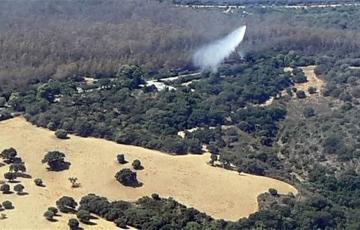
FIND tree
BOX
[48,207,58,215]
[69,177,80,188]
[41,151,70,171]
[0,147,17,163]
[269,188,278,196]
[132,159,142,170]
[44,210,55,221]
[2,200,13,209]
[117,154,126,164]
[34,178,44,187]
[0,184,10,194]
[9,163,26,174]
[0,97,6,107]
[209,154,218,166]
[68,218,80,230]
[14,184,25,194]
[56,196,78,213]
[296,90,306,99]
[77,209,91,223]
[115,168,139,187]
[208,144,219,155]
[4,172,17,182]
[55,129,68,139]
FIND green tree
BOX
[117,154,126,164]
[68,218,80,230]
[55,129,68,139]
[0,184,10,194]
[41,151,69,171]
[77,209,91,223]
[14,184,25,194]
[0,147,17,163]
[2,200,13,209]
[115,168,139,187]
[34,178,44,187]
[4,172,17,182]
[56,196,78,213]
[44,210,55,221]
[132,159,142,170]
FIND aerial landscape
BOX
[0,0,360,229]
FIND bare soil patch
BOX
[0,117,296,229]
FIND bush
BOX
[0,183,10,194]
[296,90,306,99]
[34,178,44,186]
[42,151,70,171]
[68,218,80,229]
[2,200,13,209]
[77,209,91,223]
[55,129,68,139]
[117,154,126,164]
[14,184,25,194]
[44,210,55,221]
[115,168,139,187]
[132,159,142,170]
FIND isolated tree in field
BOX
[0,147,17,163]
[209,154,218,166]
[34,178,44,187]
[44,210,55,221]
[4,172,17,182]
[2,200,13,209]
[68,218,80,229]
[55,129,68,139]
[77,209,91,223]
[68,177,80,188]
[48,207,58,215]
[117,154,126,164]
[10,163,26,174]
[0,184,10,194]
[42,151,70,171]
[56,196,78,213]
[14,184,25,194]
[115,168,139,187]
[132,159,142,170]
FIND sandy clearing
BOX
[0,117,296,229]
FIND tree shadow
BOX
[16,173,32,179]
[8,180,21,184]
[134,165,144,170]
[48,218,59,222]
[17,191,29,196]
[2,191,14,195]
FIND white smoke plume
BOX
[193,25,246,71]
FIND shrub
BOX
[55,129,68,139]
[34,178,44,186]
[115,168,139,187]
[269,188,278,196]
[2,200,13,209]
[14,184,25,194]
[132,159,142,170]
[77,209,91,223]
[68,218,80,229]
[48,207,58,215]
[117,154,126,164]
[44,210,55,221]
[296,90,306,99]
[41,151,70,171]
[0,183,10,194]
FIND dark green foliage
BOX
[0,147,18,164]
[78,194,215,229]
[296,90,306,99]
[34,178,44,187]
[4,172,17,182]
[132,159,142,170]
[269,188,278,196]
[14,184,25,194]
[41,151,70,171]
[68,218,80,230]
[56,196,78,213]
[44,210,55,221]
[48,207,58,215]
[0,184,10,194]
[117,154,126,164]
[55,129,68,139]
[2,200,13,209]
[115,169,139,187]
[76,209,91,223]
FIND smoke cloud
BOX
[193,25,246,71]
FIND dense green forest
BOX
[1,0,360,229]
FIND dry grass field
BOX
[0,117,297,229]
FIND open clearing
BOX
[0,117,296,229]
